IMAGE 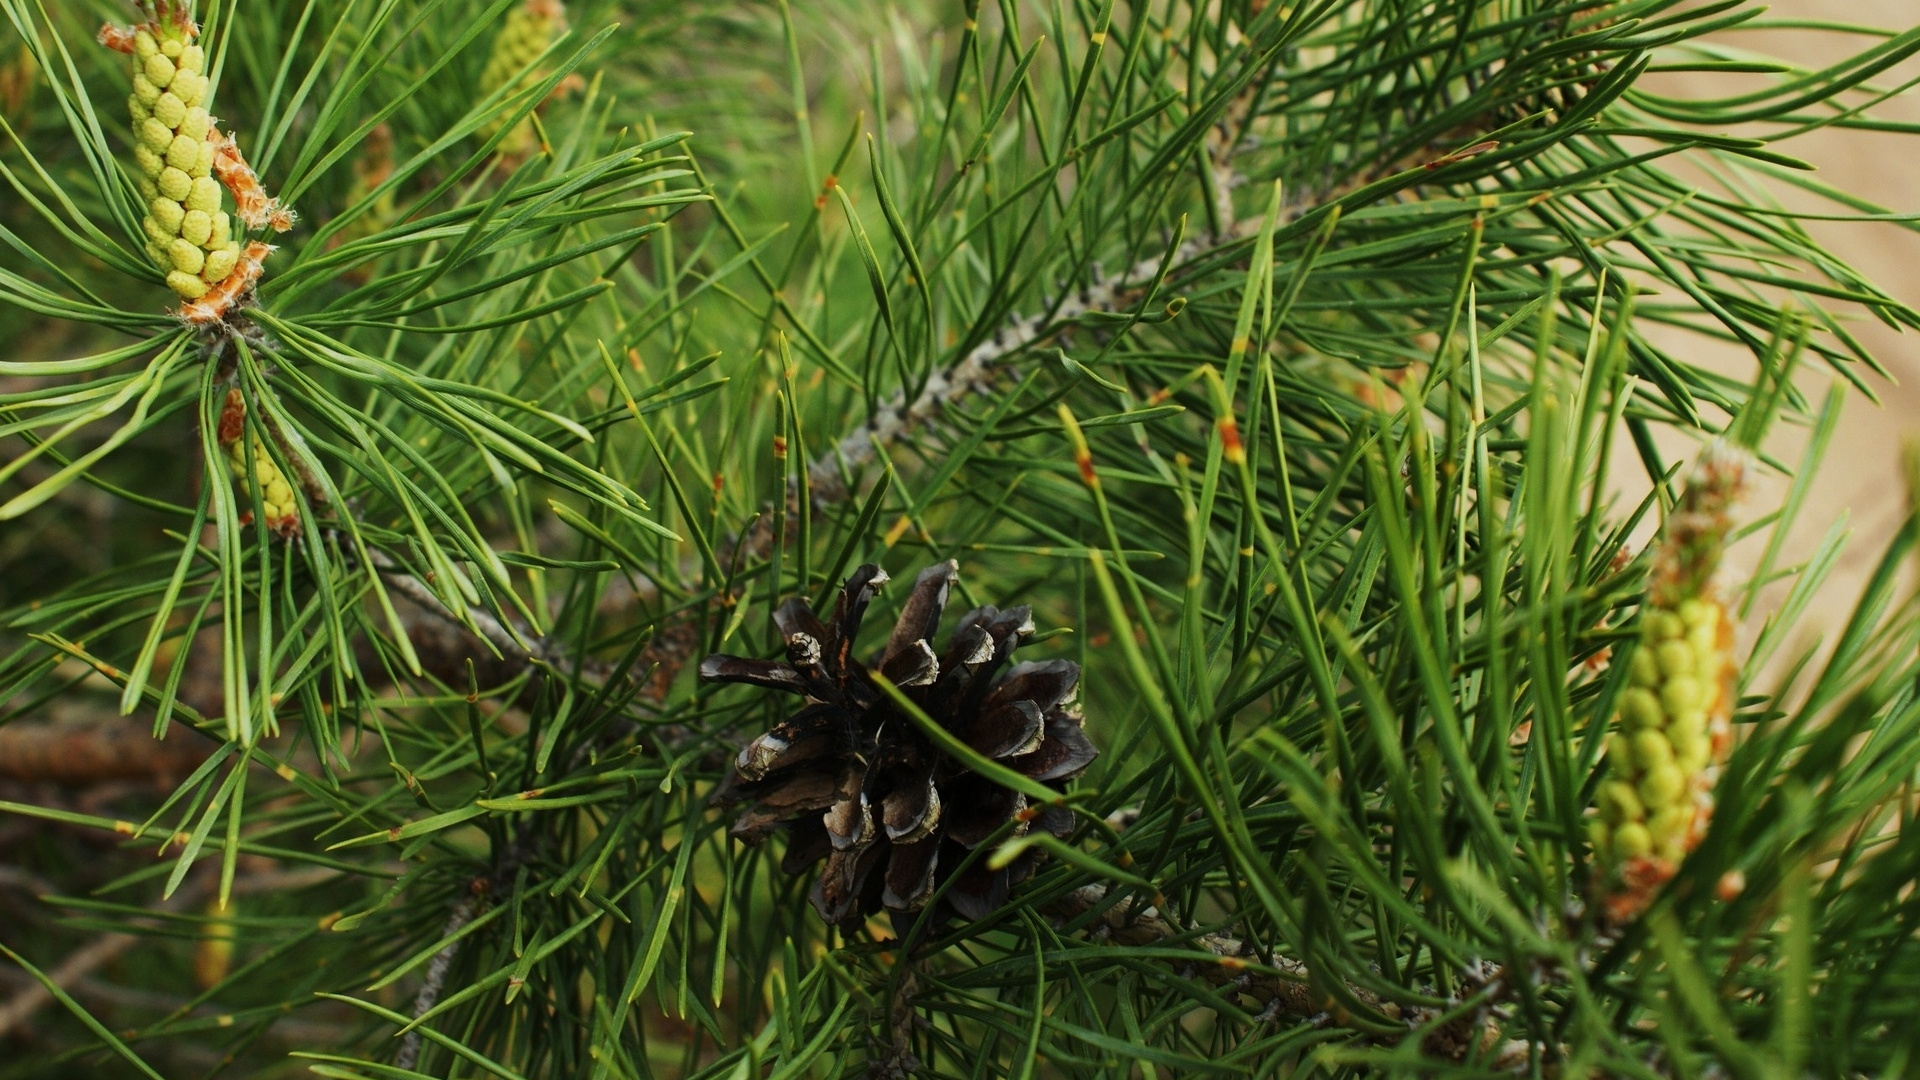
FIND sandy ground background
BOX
[1650,0,1919,668]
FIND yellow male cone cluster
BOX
[479,0,569,154]
[217,389,299,538]
[107,12,241,302]
[1593,601,1730,866]
[1591,442,1748,921]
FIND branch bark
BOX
[1045,885,1535,1070]
[0,876,210,1040]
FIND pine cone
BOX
[700,562,1097,925]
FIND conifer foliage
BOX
[1,0,1919,1076]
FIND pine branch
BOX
[803,107,1264,507]
[1045,887,1535,1069]
[370,549,609,680]
[0,718,208,785]
[393,894,478,1073]
[798,101,1487,510]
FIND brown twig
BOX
[0,931,149,1039]
[798,112,1374,513]
[394,894,478,1071]
[0,719,208,785]
[0,875,211,1039]
[0,867,346,1046]
[1045,885,1534,1069]
[0,971,356,1047]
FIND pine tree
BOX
[1,0,1918,1076]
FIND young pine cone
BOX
[1591,442,1747,922]
[216,389,298,538]
[701,562,1097,926]
[103,8,241,302]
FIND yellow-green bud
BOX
[1671,731,1709,774]
[1651,805,1692,860]
[1630,648,1660,687]
[203,246,238,280]
[1660,676,1700,716]
[184,177,218,215]
[1631,730,1673,771]
[166,269,209,298]
[113,15,251,303]
[168,237,204,275]
[186,175,221,214]
[1601,781,1642,823]
[173,69,204,108]
[1667,708,1706,743]
[150,197,184,235]
[1621,687,1663,730]
[1605,732,1632,766]
[181,209,212,246]
[478,1,570,152]
[1613,822,1652,858]
[153,91,185,128]
[165,132,198,170]
[1687,623,1717,661]
[143,52,175,89]
[1655,639,1692,678]
[179,106,210,142]
[138,116,172,152]
[224,429,300,534]
[157,166,191,201]
[1595,582,1738,923]
[1638,762,1684,809]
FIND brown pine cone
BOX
[700,561,1097,926]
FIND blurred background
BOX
[1654,0,1920,659]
